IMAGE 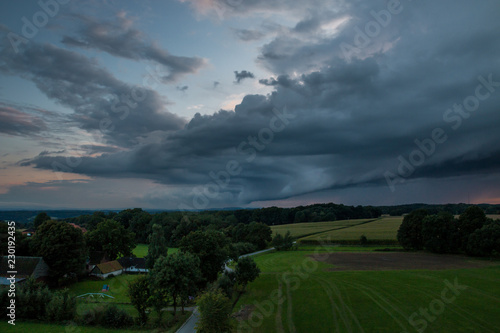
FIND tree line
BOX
[397,206,500,256]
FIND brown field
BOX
[310,252,498,271]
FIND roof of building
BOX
[68,223,87,233]
[0,256,46,278]
[117,257,146,269]
[94,261,123,275]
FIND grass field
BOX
[235,250,500,333]
[131,244,178,258]
[300,216,403,242]
[271,219,375,238]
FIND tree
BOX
[397,209,428,250]
[149,252,201,316]
[31,220,86,282]
[272,231,294,251]
[85,219,136,260]
[34,212,50,229]
[180,230,229,286]
[195,289,233,333]
[129,211,152,243]
[146,224,168,269]
[422,212,457,253]
[235,256,260,291]
[128,275,151,325]
[456,206,487,251]
[466,222,500,257]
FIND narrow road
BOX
[177,247,277,333]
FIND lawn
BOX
[66,274,141,303]
[0,321,149,332]
[131,244,178,258]
[235,250,500,333]
[270,219,375,238]
[300,216,403,243]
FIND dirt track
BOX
[310,252,497,271]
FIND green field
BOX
[131,244,178,258]
[235,250,500,333]
[301,216,403,242]
[271,219,375,238]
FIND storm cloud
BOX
[61,12,207,83]
[0,41,186,148]
[2,0,500,208]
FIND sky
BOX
[0,0,500,210]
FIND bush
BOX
[78,304,133,328]
[46,289,76,322]
[273,231,294,251]
[101,304,133,328]
[360,235,368,246]
[16,278,52,320]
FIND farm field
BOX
[131,244,178,258]
[235,250,500,333]
[270,219,376,238]
[300,216,403,243]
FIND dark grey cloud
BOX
[213,81,220,88]
[234,70,255,83]
[0,106,47,136]
[0,41,186,147]
[61,13,207,83]
[176,85,189,92]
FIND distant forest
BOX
[1,203,500,225]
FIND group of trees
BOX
[128,224,260,328]
[0,213,137,285]
[397,206,500,256]
[1,278,76,322]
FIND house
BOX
[21,227,36,237]
[0,256,49,285]
[118,257,148,273]
[89,260,123,279]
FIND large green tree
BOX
[422,212,457,253]
[196,288,233,333]
[146,224,168,269]
[31,220,86,281]
[180,230,229,285]
[456,206,487,251]
[128,275,151,325]
[33,212,51,229]
[85,219,136,260]
[149,252,201,316]
[466,222,500,257]
[235,256,260,291]
[397,209,428,250]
